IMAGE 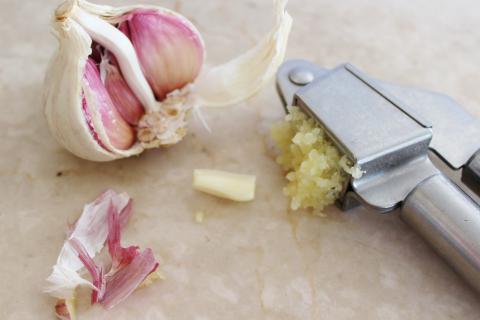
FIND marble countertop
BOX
[1,0,480,319]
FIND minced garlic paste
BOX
[271,106,361,211]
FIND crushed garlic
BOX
[271,106,362,211]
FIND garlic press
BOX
[276,60,480,293]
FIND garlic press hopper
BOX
[276,60,480,293]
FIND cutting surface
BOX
[1,0,480,319]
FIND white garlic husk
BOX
[44,0,292,162]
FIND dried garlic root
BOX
[193,170,256,202]
[271,106,362,211]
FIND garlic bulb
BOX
[44,0,292,161]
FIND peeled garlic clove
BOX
[104,62,144,125]
[84,58,136,150]
[119,10,205,101]
[193,169,256,202]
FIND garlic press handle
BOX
[462,150,480,196]
[401,174,480,293]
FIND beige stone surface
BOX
[1,0,480,319]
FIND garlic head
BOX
[44,0,292,161]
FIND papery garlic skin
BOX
[44,0,291,162]
[45,190,132,298]
[45,190,159,312]
[192,0,292,107]
[44,18,123,161]
[84,58,136,150]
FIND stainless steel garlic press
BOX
[276,60,480,293]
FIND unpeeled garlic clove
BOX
[119,9,205,101]
[44,0,291,162]
[104,61,144,125]
[84,58,136,150]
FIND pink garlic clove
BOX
[83,59,136,150]
[119,9,205,101]
[104,62,145,125]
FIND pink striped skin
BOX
[106,203,140,272]
[69,199,159,310]
[117,198,133,228]
[102,202,158,309]
[81,95,109,151]
[83,59,136,150]
[104,62,145,125]
[67,190,132,237]
[119,9,204,101]
[102,248,158,309]
[69,238,106,303]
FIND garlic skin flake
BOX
[44,0,292,162]
[45,190,132,299]
[45,190,160,314]
[192,0,293,107]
